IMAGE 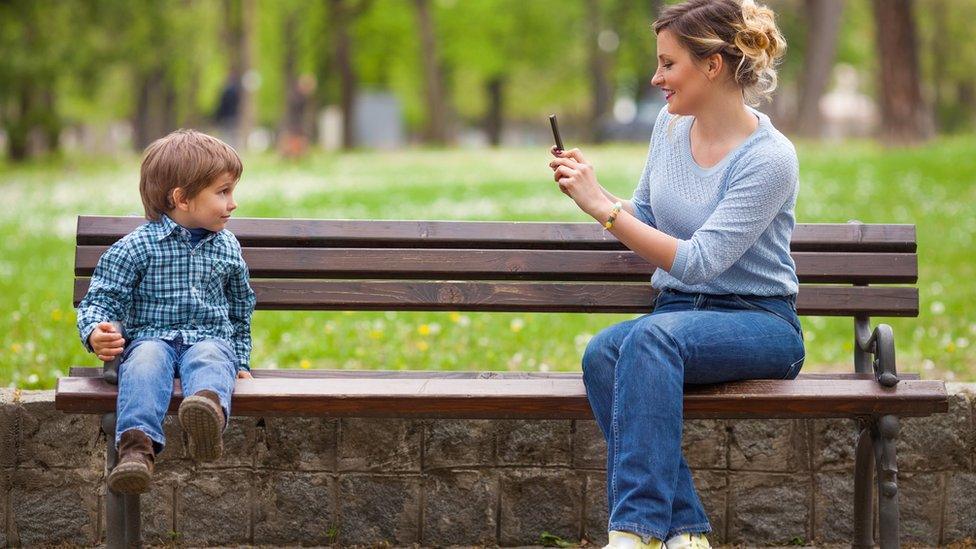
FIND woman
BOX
[547,1,804,548]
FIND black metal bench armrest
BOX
[102,321,124,386]
[855,318,899,387]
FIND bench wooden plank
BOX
[65,367,922,381]
[77,216,917,253]
[73,280,919,316]
[54,376,947,419]
[75,246,918,284]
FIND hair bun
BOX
[735,27,770,54]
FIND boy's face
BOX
[179,172,239,231]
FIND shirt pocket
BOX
[205,258,235,299]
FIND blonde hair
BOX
[139,129,243,221]
[653,0,786,106]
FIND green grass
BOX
[1,137,974,389]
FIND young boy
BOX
[76,129,257,494]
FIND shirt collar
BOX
[153,214,183,241]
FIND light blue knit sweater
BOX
[631,106,800,296]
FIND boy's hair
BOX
[139,129,243,221]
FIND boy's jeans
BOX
[115,335,237,453]
[582,289,805,541]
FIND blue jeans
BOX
[115,336,237,453]
[581,289,805,541]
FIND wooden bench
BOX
[57,215,947,549]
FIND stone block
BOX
[16,391,101,470]
[196,415,258,469]
[422,470,497,545]
[338,418,421,472]
[496,419,572,466]
[727,472,810,544]
[583,471,608,547]
[898,472,944,545]
[499,469,582,545]
[8,467,100,547]
[337,473,422,545]
[897,392,973,471]
[692,469,727,544]
[424,419,495,469]
[573,420,607,469]
[729,419,809,472]
[683,420,727,470]
[175,469,251,545]
[258,416,338,471]
[253,471,336,545]
[813,471,854,542]
[944,472,976,543]
[812,418,858,471]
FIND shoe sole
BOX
[178,396,224,462]
[107,461,150,494]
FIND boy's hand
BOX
[89,322,125,362]
[237,370,253,379]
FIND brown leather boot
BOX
[178,390,225,462]
[107,429,154,494]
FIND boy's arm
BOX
[77,244,140,352]
[227,255,257,372]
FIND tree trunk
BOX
[237,0,256,149]
[871,0,932,145]
[484,76,504,147]
[795,0,843,138]
[329,0,358,149]
[414,0,450,144]
[635,0,665,106]
[586,0,613,143]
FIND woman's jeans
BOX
[581,289,805,541]
[115,335,237,453]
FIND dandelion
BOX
[300,359,312,369]
[449,312,461,323]
[11,343,21,353]
[369,330,383,340]
[51,309,63,322]
[416,341,429,352]
[510,318,525,333]
[418,324,431,336]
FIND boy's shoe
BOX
[665,533,711,549]
[178,390,225,462]
[107,430,155,494]
[603,530,664,549]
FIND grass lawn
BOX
[1,136,973,389]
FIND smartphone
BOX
[548,114,565,152]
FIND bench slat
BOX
[77,216,917,253]
[75,246,918,284]
[54,376,947,419]
[65,367,921,381]
[73,279,919,316]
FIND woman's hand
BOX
[548,147,613,220]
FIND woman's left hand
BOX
[548,147,611,219]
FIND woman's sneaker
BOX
[665,533,711,549]
[603,530,664,549]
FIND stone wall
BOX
[1,385,974,547]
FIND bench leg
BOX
[874,415,900,549]
[101,413,143,549]
[853,420,875,548]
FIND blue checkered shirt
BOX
[77,214,257,371]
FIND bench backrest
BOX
[74,216,918,318]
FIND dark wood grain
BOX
[73,278,919,316]
[55,376,947,419]
[75,246,918,284]
[76,216,917,252]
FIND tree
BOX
[871,0,933,145]
[795,0,843,137]
[414,0,451,144]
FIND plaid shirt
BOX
[77,214,257,371]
